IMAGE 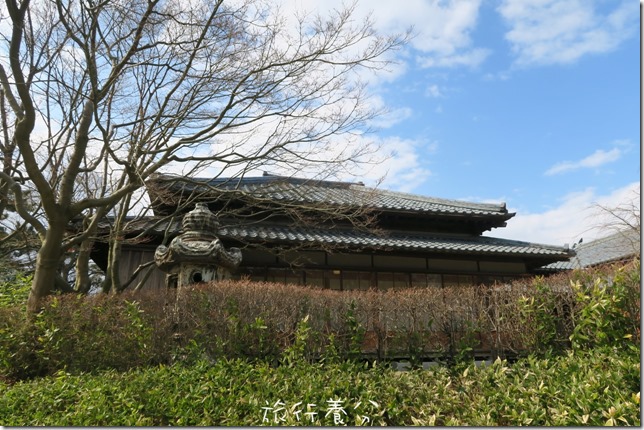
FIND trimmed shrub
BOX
[0,345,639,426]
[0,259,639,381]
[0,293,163,381]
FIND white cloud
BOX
[367,102,413,129]
[545,147,623,176]
[425,84,443,98]
[419,47,490,69]
[544,139,631,175]
[283,0,488,70]
[359,136,435,192]
[489,182,641,246]
[152,3,445,192]
[498,0,638,67]
[159,117,435,195]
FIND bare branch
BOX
[0,170,45,237]
[0,0,407,308]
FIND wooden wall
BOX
[118,246,530,290]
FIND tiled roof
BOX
[107,216,571,259]
[218,223,572,258]
[542,229,640,270]
[139,174,573,265]
[149,174,513,220]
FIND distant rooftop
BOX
[543,229,640,271]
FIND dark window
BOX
[343,271,372,290]
[377,272,394,289]
[427,274,442,288]
[393,273,409,289]
[304,270,325,288]
[284,269,302,286]
[328,270,342,290]
[443,274,459,287]
[410,273,428,288]
[266,268,286,283]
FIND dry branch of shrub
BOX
[0,259,639,381]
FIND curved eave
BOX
[218,224,573,261]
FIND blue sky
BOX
[289,0,640,246]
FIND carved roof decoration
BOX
[154,203,242,273]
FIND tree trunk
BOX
[26,221,66,313]
[101,237,122,294]
[72,213,98,294]
[109,240,123,294]
[74,238,93,294]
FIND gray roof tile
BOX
[543,230,640,270]
[141,174,573,265]
[154,174,512,219]
[218,223,571,258]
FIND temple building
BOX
[90,173,575,290]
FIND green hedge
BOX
[0,259,639,381]
[0,346,639,426]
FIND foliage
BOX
[450,320,481,372]
[518,276,570,355]
[0,260,639,426]
[0,345,638,426]
[0,272,32,309]
[343,300,366,360]
[0,294,159,381]
[280,315,313,367]
[570,260,640,350]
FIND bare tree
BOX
[575,187,642,265]
[592,188,640,235]
[0,0,408,312]
[588,187,640,253]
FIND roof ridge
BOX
[479,235,573,252]
[579,229,640,245]
[372,187,508,212]
[152,173,505,210]
[150,173,364,188]
[148,174,513,220]
[232,174,365,189]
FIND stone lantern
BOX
[154,203,242,288]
